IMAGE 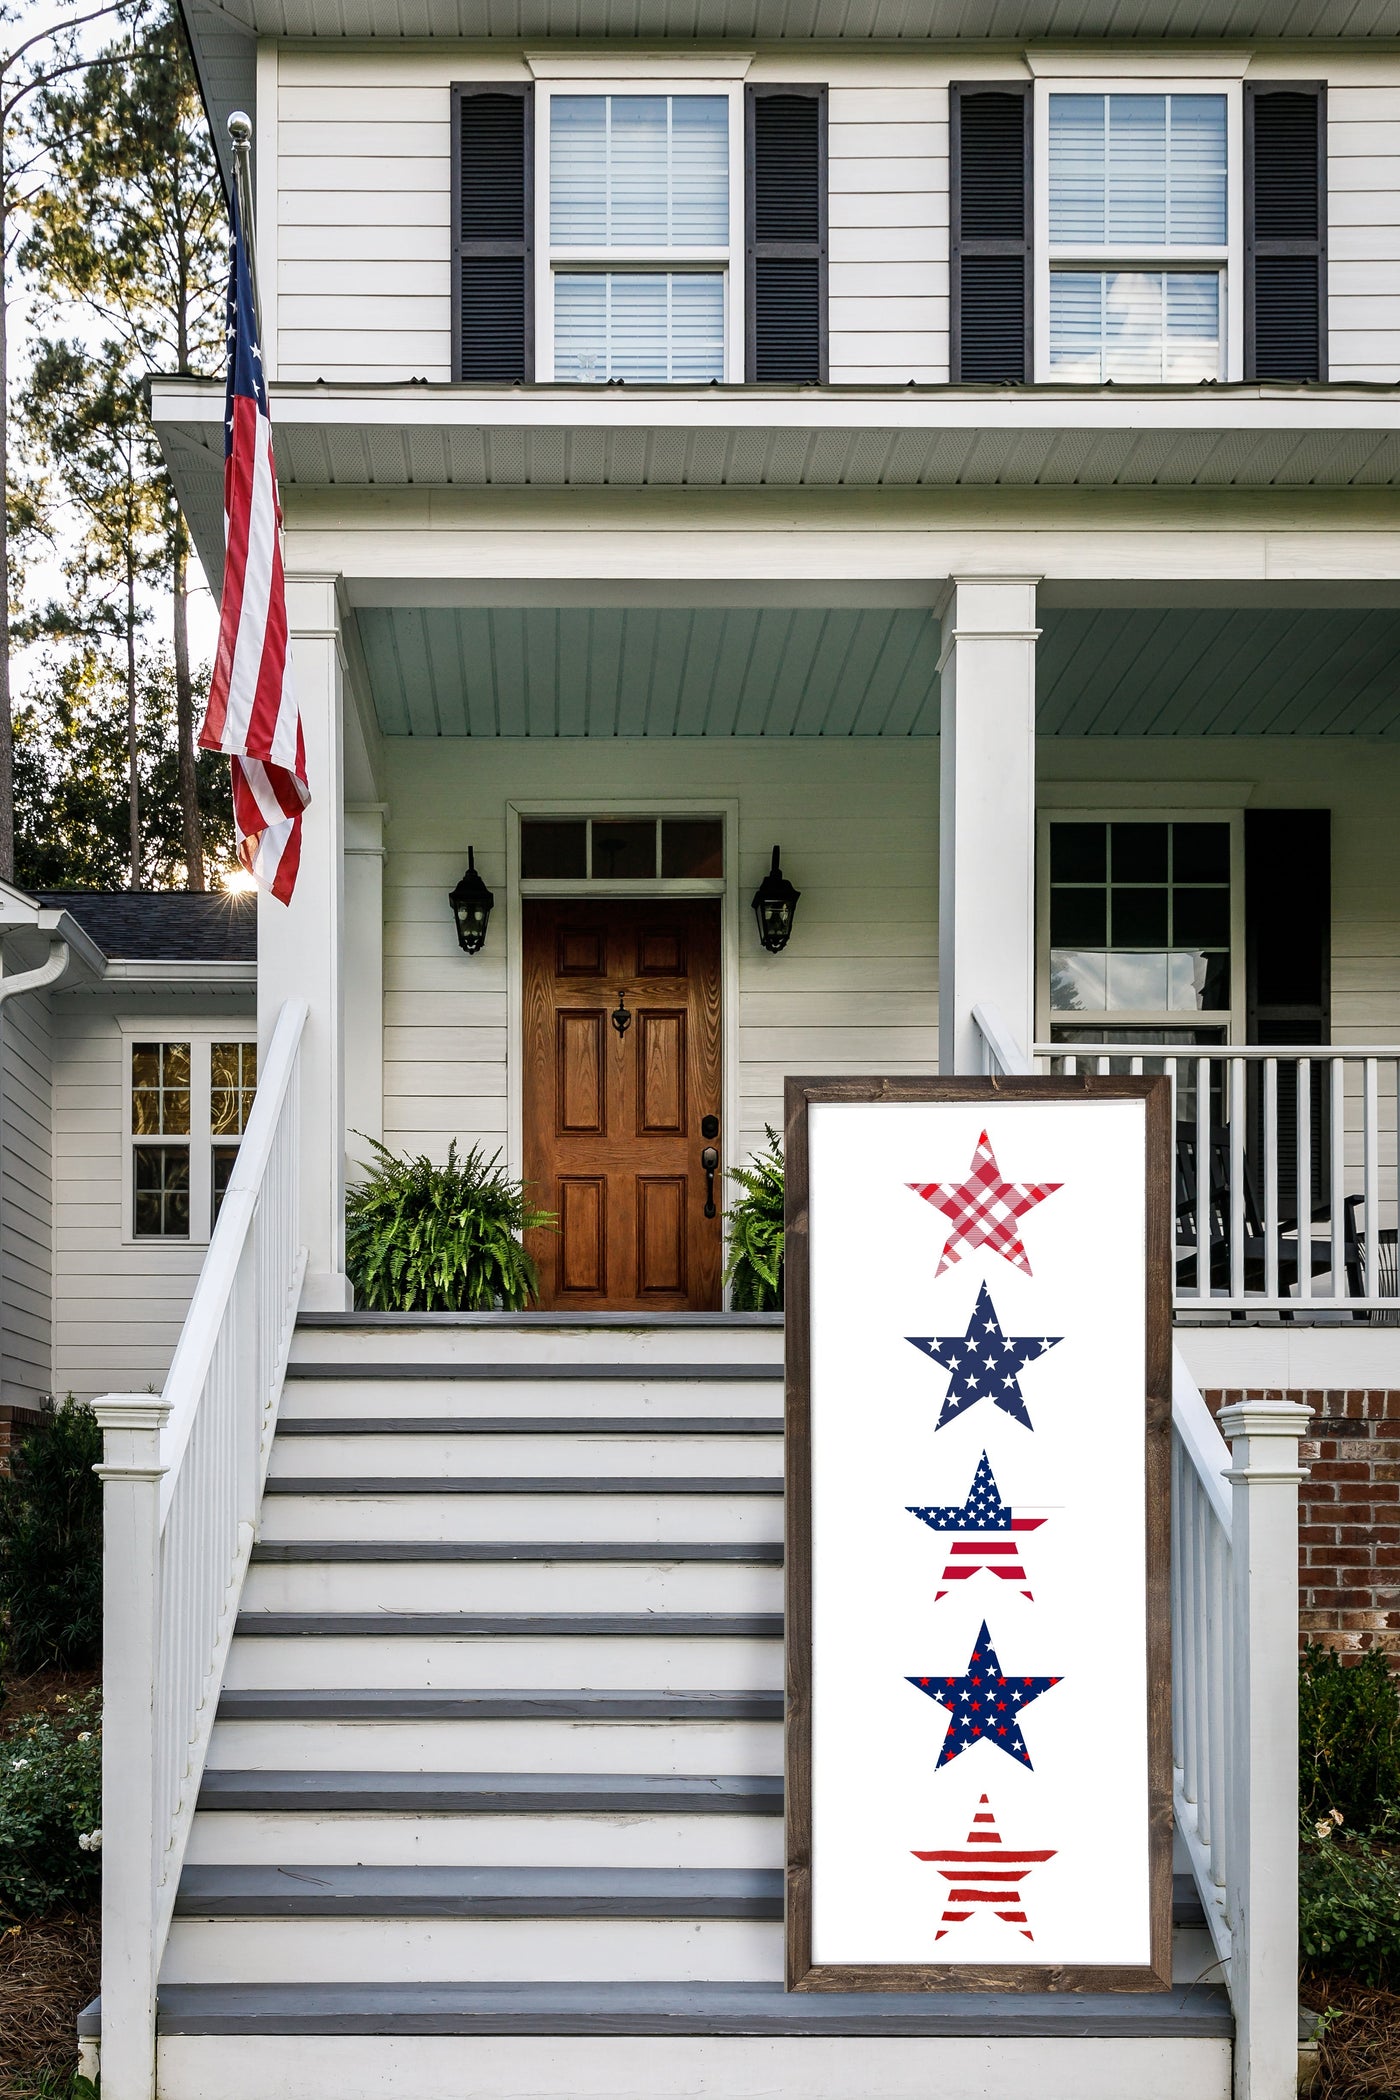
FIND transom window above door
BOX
[521,814,724,882]
[1043,90,1235,384]
[547,93,732,384]
[1045,818,1235,1028]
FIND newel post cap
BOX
[92,1395,171,1480]
[1219,1398,1312,1486]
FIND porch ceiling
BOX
[357,603,1400,738]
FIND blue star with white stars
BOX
[907,1281,1061,1431]
[907,1620,1062,1771]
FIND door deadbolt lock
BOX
[701,1115,719,1139]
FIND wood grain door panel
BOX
[524,900,722,1311]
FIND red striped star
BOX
[908,1129,1062,1277]
[914,1793,1056,1942]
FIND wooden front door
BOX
[523,899,723,1311]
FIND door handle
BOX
[701,1145,719,1218]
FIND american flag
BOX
[907,1281,1061,1432]
[913,1794,1056,1942]
[198,192,309,902]
[908,1451,1045,1599]
[908,1129,1061,1277]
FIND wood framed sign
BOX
[784,1076,1172,1993]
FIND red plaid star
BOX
[909,1130,1061,1277]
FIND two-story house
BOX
[80,3,1400,2097]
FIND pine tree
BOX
[23,0,225,887]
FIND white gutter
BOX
[0,936,75,1006]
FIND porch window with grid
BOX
[1047,820,1233,1035]
[548,94,729,382]
[1046,93,1229,383]
[129,1036,258,1241]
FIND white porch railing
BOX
[1036,1041,1400,1316]
[94,999,307,2100]
[974,1006,1306,2100]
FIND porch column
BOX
[259,572,350,1311]
[937,577,1041,1074]
[344,803,385,1170]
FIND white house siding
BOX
[50,987,256,1403]
[270,44,1400,389]
[378,736,939,1178]
[0,986,53,1407]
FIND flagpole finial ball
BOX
[228,111,253,144]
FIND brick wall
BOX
[0,1404,46,1476]
[1203,1388,1400,1659]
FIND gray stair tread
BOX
[217,1687,784,1720]
[295,1312,783,1329]
[249,1540,784,1564]
[149,1979,1232,2039]
[275,1416,782,1435]
[285,1362,784,1382]
[234,1612,783,1638]
[175,1864,782,1919]
[197,1770,784,1814]
[263,1475,781,1495]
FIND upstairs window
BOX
[1045,92,1232,384]
[545,93,731,384]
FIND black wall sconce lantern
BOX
[752,845,800,953]
[449,848,494,954]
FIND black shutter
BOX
[746,86,827,384]
[1245,83,1327,383]
[951,83,1032,385]
[452,83,533,383]
[1245,809,1332,1214]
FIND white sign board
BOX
[785,1079,1171,1991]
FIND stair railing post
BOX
[93,1396,171,2100]
[1218,1398,1309,2100]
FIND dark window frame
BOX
[450,81,534,384]
[1244,80,1327,384]
[744,82,828,385]
[950,81,1033,386]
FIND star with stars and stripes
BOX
[908,1451,1046,1599]
[913,1793,1057,1943]
[907,1620,1062,1771]
[907,1281,1061,1431]
[908,1129,1062,1277]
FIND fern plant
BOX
[723,1127,785,1312]
[346,1140,554,1313]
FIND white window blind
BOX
[1049,93,1227,247]
[1049,270,1220,383]
[551,95,728,247]
[554,271,725,382]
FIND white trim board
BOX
[1175,1324,1400,1393]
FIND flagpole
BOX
[227,111,263,340]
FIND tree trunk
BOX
[126,539,139,886]
[172,518,203,888]
[0,151,15,886]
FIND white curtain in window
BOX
[551,95,728,247]
[1049,93,1226,247]
[555,272,725,381]
[1049,270,1221,383]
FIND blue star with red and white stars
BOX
[907,1281,1061,1431]
[907,1620,1062,1771]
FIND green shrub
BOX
[346,1139,554,1313]
[0,1691,101,1919]
[1300,1643,1400,1831]
[0,1399,102,1675]
[723,1128,784,1313]
[1300,1806,1400,1986]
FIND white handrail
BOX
[971,1003,1034,1078]
[94,998,307,2100]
